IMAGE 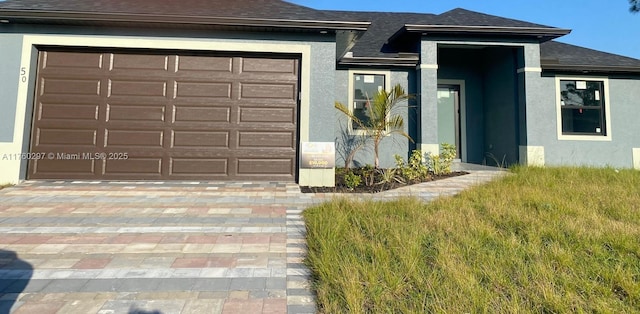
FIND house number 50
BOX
[20,67,27,83]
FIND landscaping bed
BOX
[301,168,468,193]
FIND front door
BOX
[437,85,461,158]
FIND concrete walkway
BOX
[0,170,506,314]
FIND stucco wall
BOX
[0,34,22,143]
[530,74,640,168]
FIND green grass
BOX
[303,167,640,313]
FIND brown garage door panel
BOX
[109,80,167,97]
[239,107,295,123]
[175,82,232,98]
[106,130,164,148]
[104,158,162,174]
[238,132,294,148]
[172,131,229,148]
[32,159,97,175]
[174,105,231,123]
[237,159,294,175]
[171,158,228,176]
[36,129,97,146]
[177,56,233,72]
[242,58,297,74]
[29,49,299,181]
[112,54,169,71]
[41,78,101,96]
[107,104,166,122]
[39,104,99,121]
[42,51,103,70]
[241,83,296,100]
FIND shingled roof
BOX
[326,11,438,60]
[329,8,571,66]
[0,0,325,20]
[0,0,370,30]
[1,1,638,72]
[540,41,640,73]
[433,8,554,28]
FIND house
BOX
[1,0,639,186]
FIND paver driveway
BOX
[0,181,316,314]
[0,170,505,314]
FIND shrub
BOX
[426,143,456,175]
[394,150,429,182]
[344,172,362,190]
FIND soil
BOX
[300,169,468,194]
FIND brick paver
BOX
[0,169,505,313]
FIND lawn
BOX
[303,167,640,313]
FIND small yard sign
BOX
[300,142,335,169]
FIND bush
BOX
[394,150,429,182]
[344,172,362,190]
[426,143,456,175]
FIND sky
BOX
[289,0,640,60]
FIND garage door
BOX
[28,49,299,181]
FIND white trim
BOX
[347,69,391,135]
[517,67,542,73]
[418,64,439,70]
[437,79,467,162]
[633,148,640,170]
[554,75,612,142]
[0,34,312,184]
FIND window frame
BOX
[555,76,612,141]
[347,70,391,135]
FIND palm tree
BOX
[335,83,413,168]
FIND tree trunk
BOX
[374,139,380,168]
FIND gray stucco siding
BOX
[0,34,22,143]
[529,75,640,168]
[307,41,337,142]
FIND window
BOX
[349,71,389,132]
[556,77,611,141]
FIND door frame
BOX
[437,79,466,162]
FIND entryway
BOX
[437,84,462,159]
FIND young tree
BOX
[335,83,413,168]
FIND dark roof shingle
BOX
[540,41,640,73]
[2,1,638,71]
[0,0,331,21]
[433,8,554,28]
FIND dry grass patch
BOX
[303,167,640,313]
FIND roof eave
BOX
[397,24,571,41]
[0,9,371,31]
[541,63,640,74]
[338,56,419,67]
